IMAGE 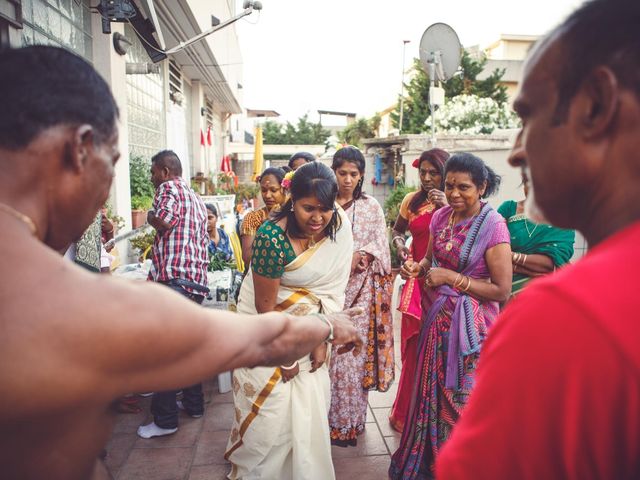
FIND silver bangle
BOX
[316,314,334,343]
[392,236,405,246]
[280,361,299,370]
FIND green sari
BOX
[498,201,575,295]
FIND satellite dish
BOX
[419,23,462,82]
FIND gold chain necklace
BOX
[0,202,38,238]
[441,205,481,251]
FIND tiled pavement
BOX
[105,318,404,480]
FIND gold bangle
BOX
[462,276,472,292]
[521,254,528,266]
[452,273,462,288]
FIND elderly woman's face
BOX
[444,171,485,216]
[292,195,334,237]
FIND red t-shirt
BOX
[436,221,640,480]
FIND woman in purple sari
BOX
[389,153,512,479]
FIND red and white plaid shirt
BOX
[148,177,209,295]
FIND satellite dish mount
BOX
[418,23,462,144]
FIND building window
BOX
[21,0,93,61]
[125,23,165,160]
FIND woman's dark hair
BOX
[257,166,286,185]
[444,152,501,198]
[409,148,449,213]
[331,146,366,200]
[205,204,218,217]
[272,162,342,241]
[288,151,315,169]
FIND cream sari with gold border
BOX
[225,208,352,480]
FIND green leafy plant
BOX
[392,51,509,134]
[129,230,155,261]
[104,201,125,231]
[384,184,415,268]
[130,195,153,211]
[262,114,331,145]
[208,252,235,272]
[383,184,414,226]
[337,115,381,148]
[129,154,155,210]
[234,183,260,206]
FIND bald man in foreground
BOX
[437,0,640,478]
[0,45,362,480]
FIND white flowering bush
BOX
[425,94,520,135]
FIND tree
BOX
[391,50,509,134]
[425,94,520,135]
[261,114,331,145]
[337,114,381,148]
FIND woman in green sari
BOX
[497,175,575,297]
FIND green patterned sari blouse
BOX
[251,221,296,278]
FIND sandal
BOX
[113,399,142,414]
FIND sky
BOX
[235,0,584,124]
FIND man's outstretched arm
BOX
[57,267,361,399]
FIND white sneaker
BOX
[177,400,203,418]
[137,422,177,439]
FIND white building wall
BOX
[91,19,132,230]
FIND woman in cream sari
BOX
[225,162,353,480]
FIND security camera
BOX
[243,0,262,10]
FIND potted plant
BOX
[129,154,155,229]
[104,201,125,234]
[130,195,153,229]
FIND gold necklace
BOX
[294,235,315,252]
[425,200,435,213]
[441,205,480,251]
[0,202,38,238]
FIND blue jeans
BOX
[150,280,205,428]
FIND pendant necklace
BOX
[442,205,480,251]
[524,219,538,238]
[0,202,38,238]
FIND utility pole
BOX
[398,40,410,135]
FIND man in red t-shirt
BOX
[437,1,640,478]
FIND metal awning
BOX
[149,0,242,114]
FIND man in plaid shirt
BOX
[138,150,210,439]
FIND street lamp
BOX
[398,40,411,135]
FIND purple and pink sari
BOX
[389,202,509,479]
